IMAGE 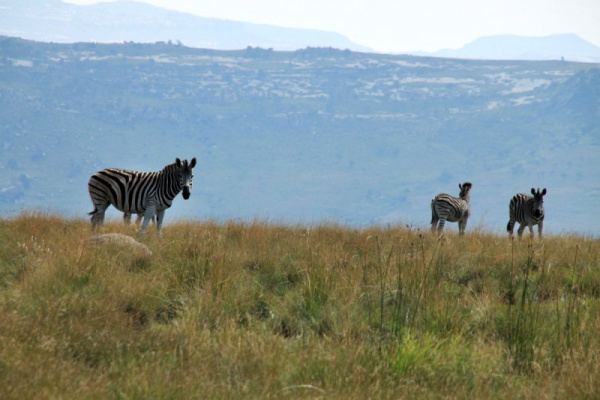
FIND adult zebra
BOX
[88,158,196,237]
[507,188,546,239]
[431,182,472,235]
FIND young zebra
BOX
[431,182,472,235]
[88,158,196,237]
[507,188,546,239]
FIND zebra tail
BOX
[506,220,513,232]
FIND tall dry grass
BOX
[0,212,599,399]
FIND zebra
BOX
[431,182,472,235]
[507,188,546,239]
[88,157,196,237]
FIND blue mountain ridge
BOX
[410,34,600,63]
[0,0,371,51]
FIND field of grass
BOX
[1,213,599,399]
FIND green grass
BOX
[1,212,599,398]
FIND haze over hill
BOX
[411,34,600,63]
[1,37,599,234]
[0,0,370,51]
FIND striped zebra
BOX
[88,158,196,237]
[431,182,472,235]
[507,188,546,239]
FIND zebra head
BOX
[458,182,472,199]
[176,157,197,200]
[530,188,547,218]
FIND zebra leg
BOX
[90,207,108,230]
[136,212,155,225]
[125,212,148,225]
[140,206,157,238]
[538,221,543,239]
[517,223,526,238]
[459,218,468,236]
[90,212,98,230]
[431,217,439,234]
[528,224,534,238]
[156,209,166,238]
[437,218,446,234]
[99,210,107,226]
[89,199,109,230]
[90,213,99,230]
[94,210,107,230]
[431,207,438,234]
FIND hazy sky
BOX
[64,0,600,52]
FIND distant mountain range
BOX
[2,0,599,62]
[1,37,599,234]
[0,0,370,51]
[410,34,600,63]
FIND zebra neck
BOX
[157,164,181,203]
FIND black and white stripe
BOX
[507,188,546,238]
[88,158,196,237]
[431,182,472,235]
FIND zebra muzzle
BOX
[182,187,190,199]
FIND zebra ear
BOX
[189,157,197,169]
[531,188,536,195]
[176,158,182,168]
[541,188,547,196]
[459,183,462,190]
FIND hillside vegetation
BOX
[1,213,599,398]
[1,37,599,234]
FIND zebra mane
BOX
[162,162,180,174]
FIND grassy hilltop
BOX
[1,213,599,398]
